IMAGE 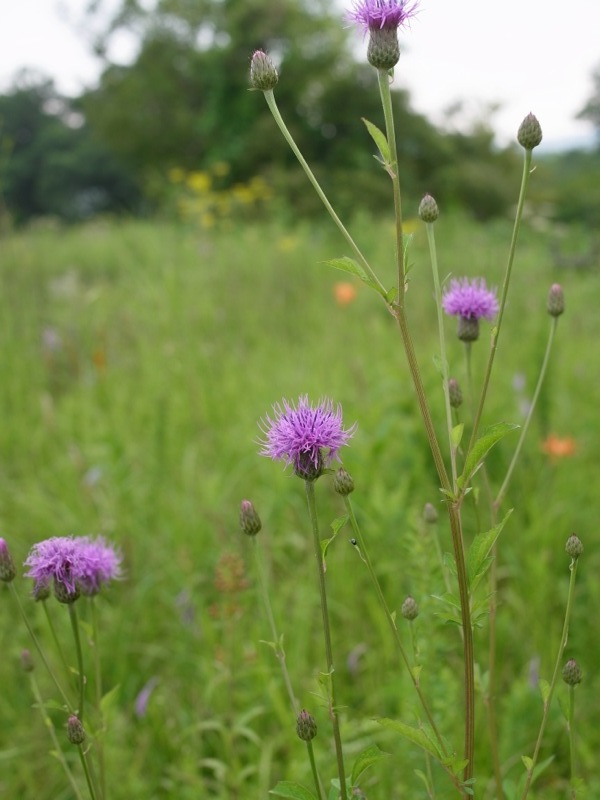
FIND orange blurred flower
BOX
[334,282,357,306]
[541,434,576,460]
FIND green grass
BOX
[0,213,598,799]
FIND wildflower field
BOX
[1,212,599,798]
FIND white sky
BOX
[0,0,598,151]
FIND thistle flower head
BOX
[442,278,499,321]
[239,500,262,537]
[259,395,356,481]
[249,50,278,92]
[348,0,418,32]
[0,538,16,582]
[24,535,121,602]
[296,709,318,741]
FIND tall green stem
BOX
[521,556,579,799]
[90,599,106,800]
[262,90,386,297]
[305,480,347,800]
[377,69,405,303]
[494,316,558,510]
[468,149,533,452]
[69,604,86,719]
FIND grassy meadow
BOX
[1,211,599,799]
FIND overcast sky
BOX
[1,0,598,151]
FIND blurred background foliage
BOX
[0,0,598,226]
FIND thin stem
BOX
[251,538,298,715]
[377,69,405,304]
[468,149,533,452]
[305,480,347,800]
[9,584,74,711]
[262,90,387,298]
[521,556,579,799]
[425,221,458,487]
[90,599,106,800]
[43,600,72,680]
[78,746,98,800]
[495,316,559,510]
[568,686,577,798]
[69,604,86,719]
[306,741,325,800]
[29,672,84,800]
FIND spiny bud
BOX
[367,28,400,70]
[66,715,86,745]
[448,378,463,409]
[517,113,543,150]
[547,284,565,317]
[457,316,480,342]
[0,538,16,582]
[239,500,262,537]
[562,658,582,686]
[21,650,34,673]
[423,502,438,524]
[296,709,317,742]
[333,467,354,496]
[54,579,80,605]
[401,595,419,621]
[249,50,278,92]
[418,193,439,223]
[565,534,583,559]
[294,450,324,482]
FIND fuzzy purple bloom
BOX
[259,396,356,479]
[442,278,499,321]
[24,535,121,600]
[348,0,418,31]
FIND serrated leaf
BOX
[330,515,349,536]
[539,679,551,705]
[362,118,391,164]
[467,509,513,592]
[377,718,442,759]
[350,744,390,784]
[322,257,384,296]
[269,781,317,799]
[458,423,519,490]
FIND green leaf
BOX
[451,423,464,449]
[270,782,317,800]
[322,257,384,296]
[539,679,551,705]
[330,515,349,536]
[377,718,442,759]
[100,683,120,717]
[521,756,533,771]
[361,118,391,164]
[350,744,390,784]
[458,422,519,490]
[466,509,513,592]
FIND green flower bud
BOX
[517,113,543,150]
[239,500,262,537]
[296,709,317,742]
[457,316,480,342]
[0,538,16,582]
[401,595,419,621]
[333,467,354,496]
[418,193,439,223]
[562,658,582,686]
[547,283,565,317]
[565,534,583,559]
[448,378,463,409]
[67,715,86,745]
[367,28,400,70]
[250,50,278,92]
[422,502,438,524]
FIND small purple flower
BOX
[259,395,356,480]
[348,0,418,31]
[24,535,121,601]
[442,278,499,320]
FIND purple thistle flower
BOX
[259,395,356,480]
[442,278,499,342]
[442,278,499,321]
[348,0,418,32]
[24,535,121,601]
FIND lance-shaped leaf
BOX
[466,509,513,592]
[377,718,442,760]
[458,422,519,491]
[322,256,385,296]
[351,744,390,784]
[269,782,317,799]
[362,117,391,165]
